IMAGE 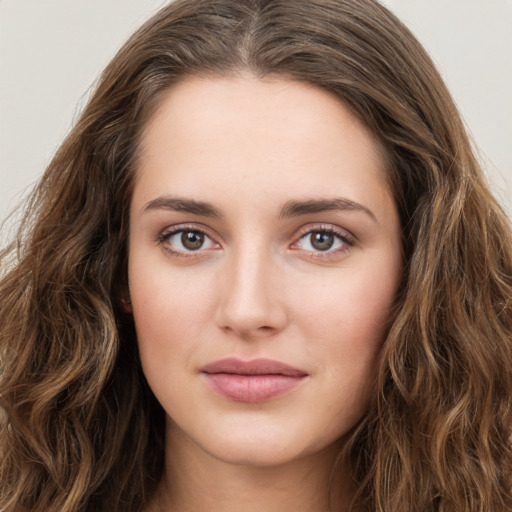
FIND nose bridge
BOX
[215,235,286,335]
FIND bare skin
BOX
[147,430,348,511]
[129,74,402,511]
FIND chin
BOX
[186,418,342,469]
[209,441,300,468]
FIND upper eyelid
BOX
[293,223,356,243]
[157,222,357,250]
[160,223,217,239]
[157,226,220,257]
[157,224,221,251]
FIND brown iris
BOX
[181,231,204,250]
[310,231,335,251]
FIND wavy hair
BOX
[1,0,511,510]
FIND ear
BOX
[120,294,133,314]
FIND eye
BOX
[158,227,219,256]
[292,227,355,255]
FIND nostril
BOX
[220,323,278,339]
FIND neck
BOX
[146,422,353,512]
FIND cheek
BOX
[129,255,215,330]
[296,262,398,404]
[127,260,219,383]
[299,262,398,345]
[129,272,205,407]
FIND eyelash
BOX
[292,225,355,258]
[156,224,356,259]
[156,224,219,259]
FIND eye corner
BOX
[289,224,356,259]
[156,224,222,258]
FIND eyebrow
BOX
[142,195,377,222]
[278,198,378,222]
[142,196,222,217]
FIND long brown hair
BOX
[1,0,511,510]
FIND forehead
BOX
[133,74,393,221]
[139,74,385,161]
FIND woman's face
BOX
[128,75,402,467]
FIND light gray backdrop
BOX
[1,0,511,226]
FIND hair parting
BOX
[1,1,511,510]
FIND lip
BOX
[200,358,308,403]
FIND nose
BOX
[214,244,288,339]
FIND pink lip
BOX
[201,358,308,403]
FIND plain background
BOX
[1,0,511,227]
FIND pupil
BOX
[311,232,334,251]
[182,231,204,250]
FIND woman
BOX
[1,0,511,510]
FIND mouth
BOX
[200,358,308,403]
